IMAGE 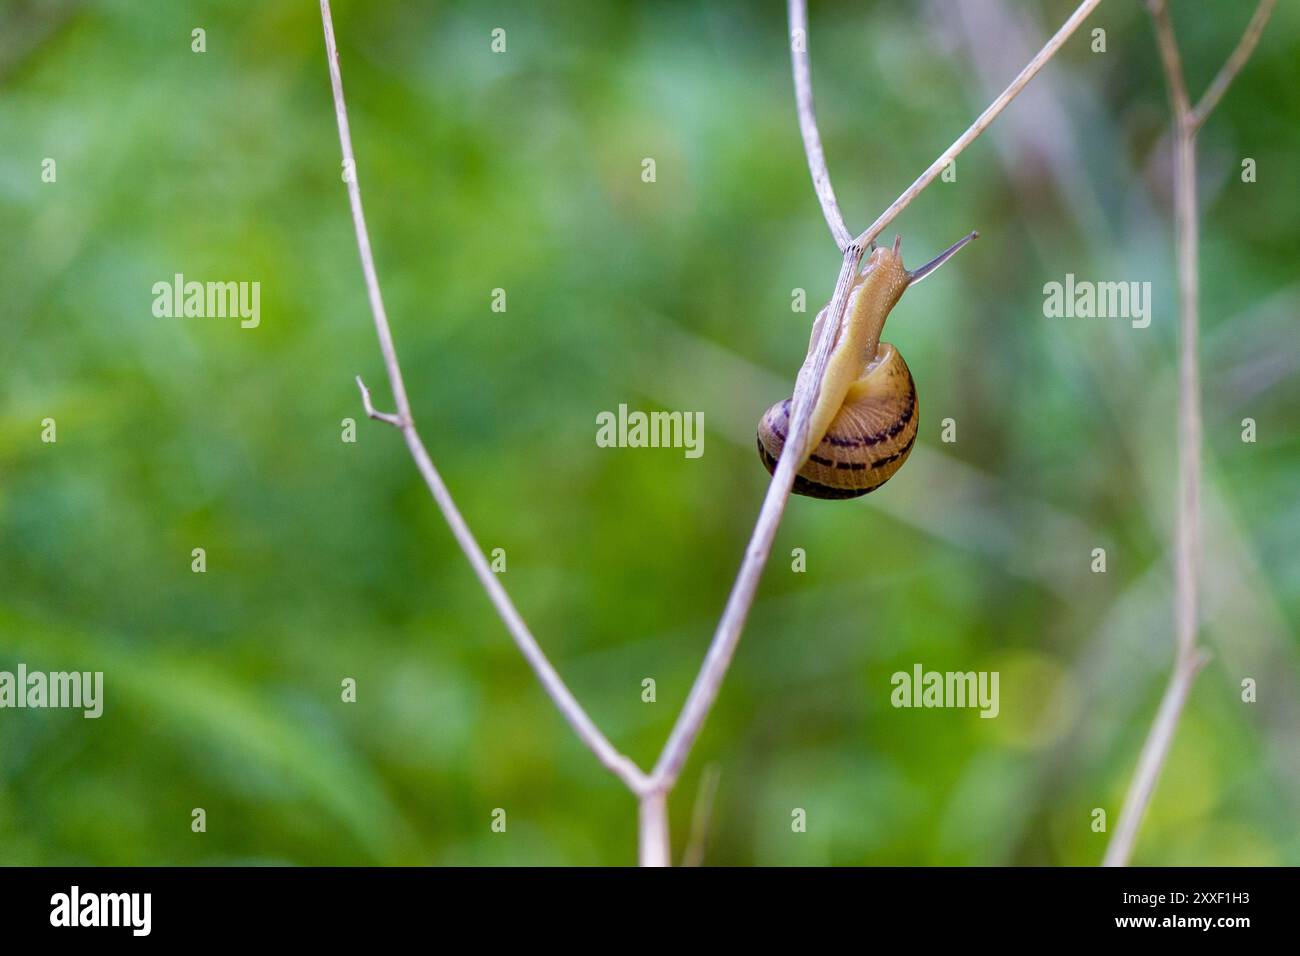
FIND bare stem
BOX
[647,0,1106,796]
[1102,652,1209,866]
[638,790,671,867]
[649,241,863,791]
[1103,0,1273,868]
[323,0,1106,863]
[1190,0,1277,133]
[1147,0,1193,119]
[318,0,648,797]
[788,0,852,249]
[852,0,1104,249]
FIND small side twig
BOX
[1103,0,1274,868]
[319,0,649,799]
[356,375,406,427]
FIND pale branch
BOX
[1146,0,1193,119]
[322,0,1107,864]
[318,0,649,798]
[1102,0,1273,868]
[1190,0,1277,133]
[790,0,1104,254]
[643,0,1106,796]
[1146,0,1201,673]
[851,0,1104,250]
[638,790,671,867]
[649,239,862,794]
[319,2,411,427]
[1103,651,1210,867]
[788,0,852,249]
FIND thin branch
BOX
[788,0,852,249]
[1146,0,1193,121]
[1103,0,1272,868]
[1147,0,1203,670]
[648,0,1105,796]
[1103,0,1198,871]
[1190,0,1277,133]
[638,790,671,867]
[648,240,863,791]
[318,0,649,798]
[323,0,1106,863]
[1102,651,1209,866]
[852,0,1105,249]
[319,2,412,428]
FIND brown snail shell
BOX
[756,342,918,499]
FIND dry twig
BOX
[319,0,648,797]
[319,0,1104,865]
[1103,0,1275,868]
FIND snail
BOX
[757,231,978,499]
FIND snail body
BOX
[757,232,977,499]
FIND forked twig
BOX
[319,0,1103,864]
[1103,0,1275,868]
[644,0,1105,803]
[789,0,1103,252]
[318,0,648,798]
[849,0,1103,250]
[656,0,1102,857]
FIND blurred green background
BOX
[1,0,1297,865]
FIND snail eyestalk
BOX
[906,230,979,285]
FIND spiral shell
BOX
[756,342,918,499]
